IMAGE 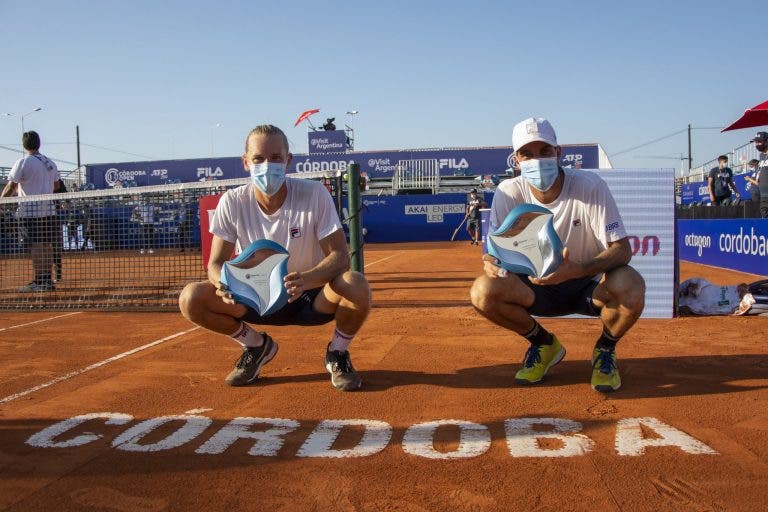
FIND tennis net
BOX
[0,171,344,311]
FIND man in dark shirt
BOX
[753,132,768,218]
[745,159,761,203]
[465,189,486,245]
[707,155,740,205]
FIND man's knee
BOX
[604,266,646,314]
[470,275,502,314]
[332,271,371,309]
[179,281,212,320]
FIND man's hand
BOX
[215,281,236,305]
[528,247,584,286]
[284,271,305,303]
[481,253,509,278]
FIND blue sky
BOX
[1,1,764,177]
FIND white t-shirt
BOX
[491,169,627,270]
[210,178,342,274]
[8,153,60,218]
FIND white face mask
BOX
[249,162,286,196]
[520,157,559,191]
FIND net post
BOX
[347,163,364,273]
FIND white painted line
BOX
[0,311,82,333]
[184,408,213,414]
[0,326,200,404]
[364,253,400,269]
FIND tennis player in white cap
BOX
[470,117,645,392]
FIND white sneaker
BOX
[19,281,55,292]
[140,249,145,254]
[148,249,155,254]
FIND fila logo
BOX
[290,227,302,238]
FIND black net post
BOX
[347,163,364,272]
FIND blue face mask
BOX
[249,162,286,196]
[520,157,559,191]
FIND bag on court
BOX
[678,278,768,316]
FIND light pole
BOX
[2,107,43,150]
[210,122,222,157]
[21,107,43,133]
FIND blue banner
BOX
[308,130,347,154]
[680,174,751,205]
[678,219,768,275]
[560,145,599,169]
[86,144,603,189]
[352,192,491,243]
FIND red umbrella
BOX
[722,100,768,132]
[294,108,320,127]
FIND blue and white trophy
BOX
[487,204,563,278]
[220,240,290,316]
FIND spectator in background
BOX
[176,198,194,252]
[0,131,61,291]
[753,132,768,218]
[707,155,740,205]
[132,201,160,254]
[744,158,761,204]
[465,188,487,245]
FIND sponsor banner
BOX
[199,193,224,269]
[560,145,598,169]
[308,130,347,154]
[678,219,768,275]
[679,175,751,205]
[86,144,603,189]
[87,158,245,189]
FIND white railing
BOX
[393,159,440,193]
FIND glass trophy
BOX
[220,240,289,316]
[487,204,563,278]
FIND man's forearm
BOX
[301,251,350,289]
[580,242,631,277]
[1,182,17,198]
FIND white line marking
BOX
[184,408,213,414]
[0,311,82,333]
[364,253,400,269]
[0,326,200,404]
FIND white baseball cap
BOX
[512,117,557,151]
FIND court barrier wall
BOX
[678,219,768,276]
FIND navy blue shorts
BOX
[239,287,335,326]
[516,274,600,317]
[21,216,55,245]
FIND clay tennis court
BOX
[1,242,766,511]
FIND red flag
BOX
[722,100,768,132]
[294,108,320,127]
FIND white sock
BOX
[329,328,355,352]
[229,322,265,348]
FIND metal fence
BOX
[393,159,441,193]
[682,140,759,184]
